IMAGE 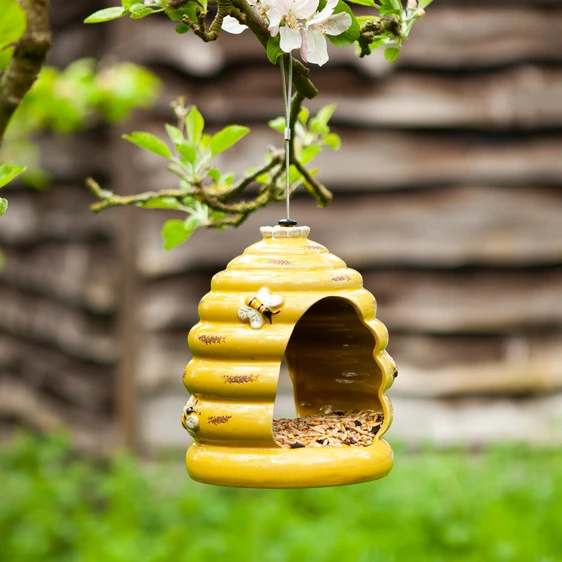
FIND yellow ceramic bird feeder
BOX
[182,223,397,488]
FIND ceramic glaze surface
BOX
[183,225,396,488]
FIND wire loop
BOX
[280,54,294,224]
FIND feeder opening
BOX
[273,297,385,449]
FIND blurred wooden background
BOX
[1,0,561,453]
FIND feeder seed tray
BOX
[182,225,396,488]
[273,409,384,449]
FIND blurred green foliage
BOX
[1,432,561,562]
[1,58,160,188]
[0,0,25,70]
[10,59,159,135]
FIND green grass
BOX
[1,433,561,562]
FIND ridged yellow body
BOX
[183,226,396,488]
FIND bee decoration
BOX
[181,397,201,436]
[238,287,285,330]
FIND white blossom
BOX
[302,0,351,65]
[267,0,319,52]
[222,0,351,66]
[267,0,351,66]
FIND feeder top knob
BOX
[278,219,297,227]
[260,225,310,239]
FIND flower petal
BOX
[321,12,351,36]
[280,25,303,52]
[300,28,309,62]
[303,27,328,66]
[308,0,336,25]
[222,15,247,34]
[293,0,319,19]
[269,0,289,15]
[267,6,283,36]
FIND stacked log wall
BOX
[128,0,562,450]
[0,1,119,452]
[1,0,561,452]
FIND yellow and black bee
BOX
[181,398,200,433]
[238,287,285,329]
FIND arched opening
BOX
[273,297,385,448]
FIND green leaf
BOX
[0,0,26,51]
[165,1,199,22]
[300,145,322,165]
[0,165,27,188]
[210,125,250,156]
[162,219,189,251]
[328,1,360,47]
[161,216,200,250]
[419,0,433,7]
[210,211,227,228]
[222,172,235,186]
[298,107,310,125]
[324,133,341,150]
[310,117,330,136]
[0,197,7,216]
[356,16,376,25]
[84,6,126,23]
[139,197,181,210]
[255,172,270,184]
[122,131,171,157]
[384,46,400,62]
[122,0,137,9]
[175,23,190,34]
[315,104,336,128]
[346,0,374,5]
[129,4,155,18]
[0,46,14,71]
[288,164,302,184]
[186,106,204,145]
[268,116,285,133]
[199,133,212,152]
[165,124,183,144]
[378,0,401,13]
[207,169,221,182]
[266,35,284,65]
[176,141,197,165]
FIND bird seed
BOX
[273,409,384,449]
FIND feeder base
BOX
[186,439,393,488]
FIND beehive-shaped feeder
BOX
[182,225,396,488]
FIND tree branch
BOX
[86,177,188,212]
[195,183,277,228]
[182,0,231,42]
[0,0,51,144]
[220,153,282,202]
[292,159,332,207]
[358,18,401,58]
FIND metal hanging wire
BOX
[279,54,296,227]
